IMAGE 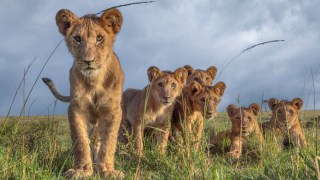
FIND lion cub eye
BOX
[171,83,176,89]
[248,116,252,121]
[158,82,163,88]
[278,110,282,114]
[194,78,199,81]
[206,77,210,81]
[289,110,294,115]
[200,98,206,103]
[213,98,218,103]
[74,36,81,43]
[96,35,104,42]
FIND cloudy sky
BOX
[1,0,320,116]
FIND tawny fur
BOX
[184,65,217,86]
[261,98,307,148]
[118,66,188,156]
[43,8,124,179]
[212,103,264,159]
[171,81,226,149]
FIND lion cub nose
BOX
[163,96,171,101]
[207,111,213,116]
[83,58,95,63]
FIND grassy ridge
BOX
[0,111,319,179]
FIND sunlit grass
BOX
[0,110,318,179]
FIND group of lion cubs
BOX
[42,8,307,179]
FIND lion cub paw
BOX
[100,169,124,179]
[226,151,240,159]
[64,168,93,179]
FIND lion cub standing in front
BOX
[212,103,263,159]
[119,66,188,155]
[43,8,124,179]
[262,98,307,148]
[171,81,226,148]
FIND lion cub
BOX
[119,66,188,155]
[184,65,217,86]
[212,103,263,159]
[171,81,226,148]
[262,98,307,148]
[43,8,124,179]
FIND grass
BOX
[0,110,319,179]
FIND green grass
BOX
[0,111,319,179]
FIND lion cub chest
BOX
[187,111,203,125]
[123,88,168,126]
[76,87,114,112]
[142,105,168,126]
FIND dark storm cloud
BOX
[0,0,319,115]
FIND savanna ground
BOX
[0,109,319,179]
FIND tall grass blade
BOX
[215,40,285,83]
[6,56,37,118]
[310,68,318,155]
[18,39,63,117]
[96,1,155,15]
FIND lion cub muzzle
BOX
[81,59,96,69]
[78,46,99,71]
[162,96,171,105]
[81,46,96,62]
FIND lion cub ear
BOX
[56,9,78,36]
[291,98,303,110]
[147,66,161,82]
[174,67,188,84]
[188,81,202,96]
[101,8,123,34]
[206,66,218,80]
[213,82,226,97]
[226,104,238,118]
[183,65,194,77]
[268,98,280,111]
[249,103,260,116]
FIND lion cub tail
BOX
[42,77,71,103]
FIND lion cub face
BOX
[147,66,188,106]
[184,65,217,86]
[56,9,123,77]
[268,98,303,130]
[227,103,260,136]
[186,81,226,119]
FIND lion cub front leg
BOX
[154,121,170,155]
[194,119,204,150]
[290,126,307,148]
[133,120,144,156]
[65,106,93,179]
[96,106,124,179]
[227,135,243,159]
